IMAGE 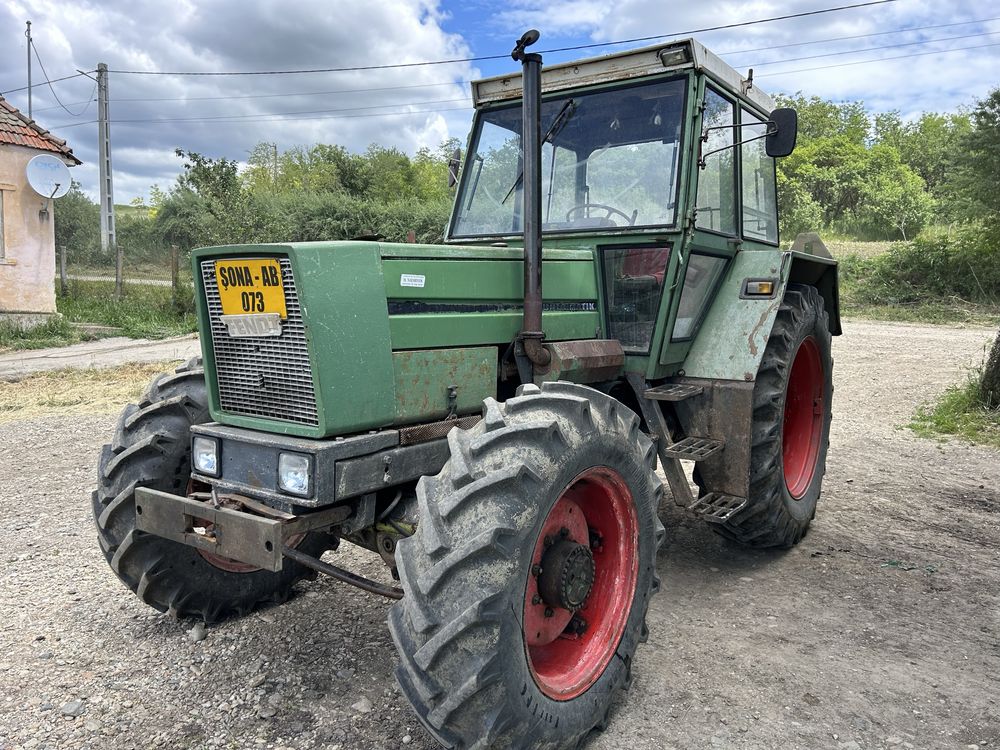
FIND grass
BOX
[911,375,1000,448]
[57,279,197,339]
[0,317,86,352]
[0,361,182,423]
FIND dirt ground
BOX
[1,319,997,750]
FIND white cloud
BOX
[0,0,479,201]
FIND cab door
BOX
[658,84,740,371]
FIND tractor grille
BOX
[200,257,319,426]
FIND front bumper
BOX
[188,421,460,509]
[133,488,349,571]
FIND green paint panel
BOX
[383,259,597,301]
[193,242,396,438]
[392,347,497,424]
[380,243,592,261]
[389,311,600,349]
[680,250,789,382]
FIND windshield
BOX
[451,77,687,238]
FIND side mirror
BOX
[765,108,798,158]
[447,147,462,188]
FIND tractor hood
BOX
[191,241,599,438]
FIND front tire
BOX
[389,382,664,749]
[93,358,328,623]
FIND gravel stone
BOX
[0,321,998,750]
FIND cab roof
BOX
[471,38,775,114]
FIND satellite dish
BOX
[26,154,71,199]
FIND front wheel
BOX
[389,382,664,749]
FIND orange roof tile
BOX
[0,95,81,164]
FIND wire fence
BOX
[56,243,192,302]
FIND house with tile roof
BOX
[0,95,81,327]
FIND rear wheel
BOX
[93,358,328,623]
[390,382,664,749]
[713,284,833,548]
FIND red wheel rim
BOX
[523,467,639,701]
[782,336,824,499]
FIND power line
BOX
[50,104,473,130]
[30,40,96,117]
[110,97,470,124]
[0,70,92,96]
[718,15,1000,57]
[105,0,899,77]
[746,29,1000,68]
[28,16,1000,115]
[756,39,1000,78]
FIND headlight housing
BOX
[278,452,312,497]
[192,436,220,476]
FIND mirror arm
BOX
[698,125,774,168]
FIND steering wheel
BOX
[565,203,636,226]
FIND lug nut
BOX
[559,527,569,538]
[531,564,542,576]
[544,535,554,547]
[531,595,541,605]
[544,607,554,618]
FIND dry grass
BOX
[0,361,182,423]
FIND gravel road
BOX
[1,319,997,750]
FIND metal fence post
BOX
[115,243,124,299]
[171,244,179,306]
[58,245,67,297]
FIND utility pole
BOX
[25,21,31,119]
[97,63,116,254]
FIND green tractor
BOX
[94,31,838,748]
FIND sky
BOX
[0,0,996,203]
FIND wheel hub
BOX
[538,538,595,611]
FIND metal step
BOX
[643,383,704,402]
[687,493,747,523]
[662,436,724,460]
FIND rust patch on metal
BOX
[539,339,625,382]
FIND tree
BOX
[53,182,100,261]
[951,89,1000,220]
[982,329,1000,410]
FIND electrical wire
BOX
[717,15,1000,57]
[30,40,97,117]
[46,36,1000,132]
[49,105,472,130]
[742,29,1000,68]
[0,70,93,96]
[756,39,1000,77]
[105,0,900,76]
[29,15,999,116]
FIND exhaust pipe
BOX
[512,29,550,369]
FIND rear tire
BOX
[713,284,833,548]
[93,358,328,623]
[389,382,664,749]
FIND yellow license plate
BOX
[214,259,287,318]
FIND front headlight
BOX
[192,436,219,476]
[278,452,312,497]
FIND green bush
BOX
[847,224,1000,306]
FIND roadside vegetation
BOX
[0,362,181,423]
[911,329,1000,448]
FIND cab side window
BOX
[740,108,779,244]
[695,89,737,235]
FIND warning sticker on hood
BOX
[400,274,426,288]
